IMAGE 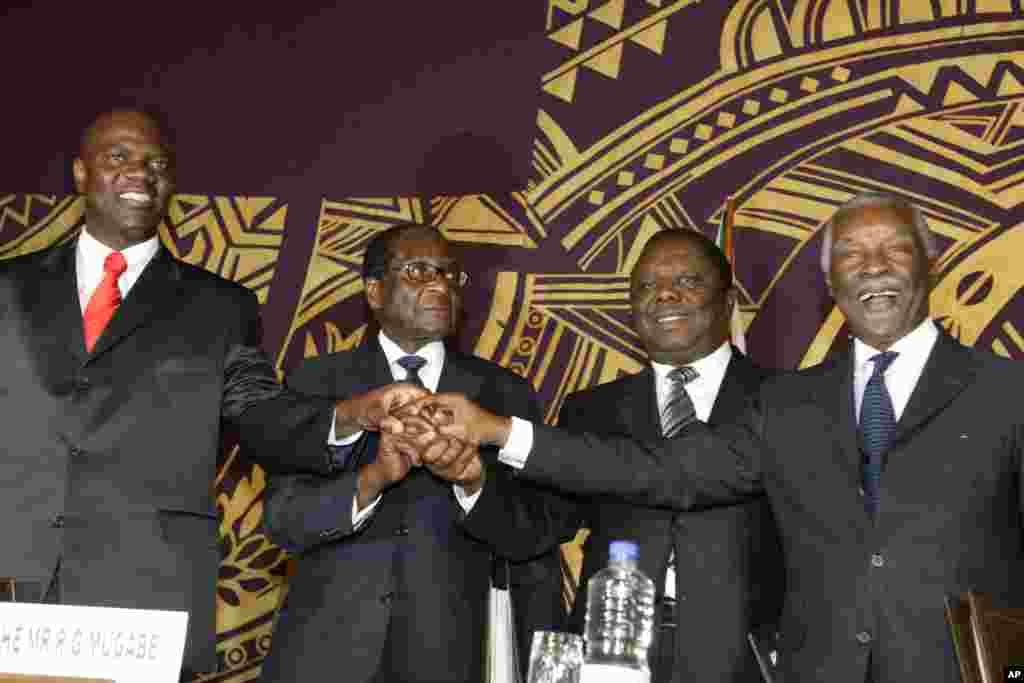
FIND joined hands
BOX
[343,386,512,506]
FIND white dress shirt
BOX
[503,342,734,597]
[853,318,938,422]
[76,227,160,312]
[504,322,941,468]
[652,342,732,425]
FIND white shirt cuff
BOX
[329,412,364,445]
[453,484,483,513]
[352,494,381,528]
[498,416,534,470]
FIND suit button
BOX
[51,515,65,529]
[74,377,92,394]
[856,631,872,645]
[69,447,85,458]
[871,553,885,568]
[380,591,395,605]
[394,526,409,537]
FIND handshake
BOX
[337,383,514,508]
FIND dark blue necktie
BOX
[859,351,899,518]
[396,355,427,387]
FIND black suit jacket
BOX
[523,330,1024,683]
[0,239,332,672]
[261,341,567,683]
[557,350,784,682]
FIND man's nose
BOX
[861,249,891,275]
[655,284,682,301]
[122,159,154,181]
[423,272,454,292]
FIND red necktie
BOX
[83,251,128,352]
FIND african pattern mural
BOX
[2,2,1023,680]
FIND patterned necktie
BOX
[662,366,699,437]
[661,366,699,615]
[83,251,128,352]
[396,355,427,388]
[859,351,899,518]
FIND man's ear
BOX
[364,278,383,311]
[72,158,87,193]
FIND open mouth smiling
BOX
[118,191,155,207]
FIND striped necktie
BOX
[662,366,699,437]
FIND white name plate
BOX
[0,603,188,683]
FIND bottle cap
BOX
[608,540,639,561]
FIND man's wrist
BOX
[334,398,365,438]
[356,463,384,510]
[486,415,513,447]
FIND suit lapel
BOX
[438,350,485,402]
[613,367,661,439]
[894,331,974,443]
[30,241,87,362]
[709,351,756,427]
[834,348,862,473]
[808,346,867,510]
[88,248,186,360]
[357,339,397,392]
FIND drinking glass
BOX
[526,630,584,683]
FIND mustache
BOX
[854,275,906,291]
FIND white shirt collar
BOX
[78,226,161,272]
[852,318,939,421]
[651,341,732,384]
[377,331,446,392]
[650,342,733,423]
[76,227,161,312]
[853,318,938,368]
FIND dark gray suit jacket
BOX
[521,331,1024,683]
[0,239,332,672]
[260,342,567,683]
[557,351,784,682]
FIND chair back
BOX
[968,591,1024,683]
[945,591,1024,683]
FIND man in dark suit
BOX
[259,223,567,683]
[465,229,784,682]
[405,193,1024,683]
[0,108,417,680]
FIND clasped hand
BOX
[353,386,495,494]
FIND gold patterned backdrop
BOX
[2,2,1023,680]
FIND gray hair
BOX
[819,192,938,273]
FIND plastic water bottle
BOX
[581,540,656,683]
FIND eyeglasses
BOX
[380,261,470,288]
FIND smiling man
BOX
[405,192,1024,683]
[571,230,783,683]
[466,230,785,683]
[0,108,414,682]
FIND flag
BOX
[716,196,747,353]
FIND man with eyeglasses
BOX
[259,223,571,683]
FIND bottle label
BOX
[579,663,650,683]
